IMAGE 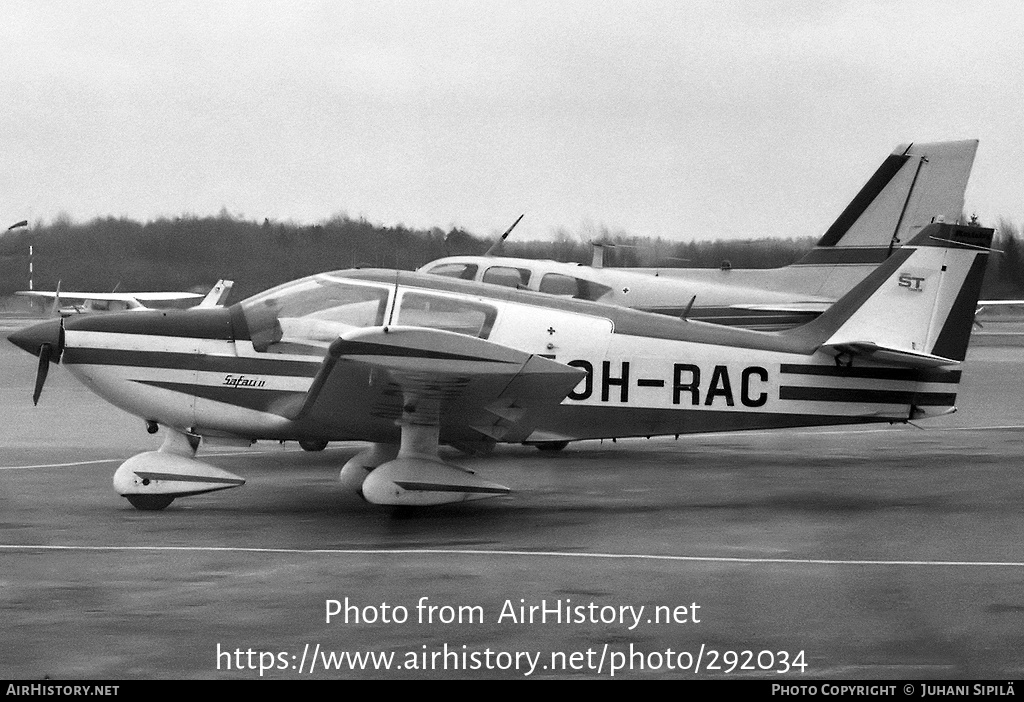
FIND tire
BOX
[299,439,329,452]
[535,441,569,452]
[125,494,175,511]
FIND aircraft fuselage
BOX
[50,270,956,446]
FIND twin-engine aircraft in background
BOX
[9,221,994,511]
[420,140,979,329]
[16,279,234,317]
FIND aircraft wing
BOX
[286,326,586,443]
[15,290,203,301]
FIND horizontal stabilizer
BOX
[822,341,960,368]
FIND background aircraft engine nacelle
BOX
[113,451,245,510]
[360,458,511,507]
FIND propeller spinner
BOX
[8,318,65,405]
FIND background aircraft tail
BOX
[791,222,993,366]
[198,279,234,307]
[49,281,62,317]
[797,139,978,258]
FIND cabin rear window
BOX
[482,266,530,288]
[396,292,497,339]
[539,273,581,297]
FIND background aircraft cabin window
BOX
[241,278,389,352]
[538,273,581,297]
[423,262,479,280]
[482,266,530,289]
[396,292,497,339]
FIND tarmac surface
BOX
[2,319,1024,679]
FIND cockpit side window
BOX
[240,277,389,353]
[396,292,497,339]
[424,262,479,280]
[482,266,530,289]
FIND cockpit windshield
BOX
[240,275,389,353]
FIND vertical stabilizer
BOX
[808,139,978,251]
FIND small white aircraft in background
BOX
[16,280,234,317]
[8,221,995,511]
[420,140,979,329]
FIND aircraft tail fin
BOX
[790,222,994,366]
[198,280,234,308]
[798,140,978,259]
[49,281,62,318]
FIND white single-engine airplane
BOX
[420,140,979,329]
[16,280,234,317]
[8,222,993,510]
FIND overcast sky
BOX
[2,1,1022,242]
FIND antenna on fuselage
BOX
[483,214,524,256]
[680,295,697,322]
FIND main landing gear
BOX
[338,400,510,506]
[113,427,246,510]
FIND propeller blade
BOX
[32,343,51,406]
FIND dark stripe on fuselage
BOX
[133,380,305,414]
[779,386,956,406]
[330,339,518,364]
[790,247,892,266]
[63,347,321,377]
[814,151,911,247]
[780,363,961,383]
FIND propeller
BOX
[32,321,64,405]
[32,346,51,405]
[8,318,65,405]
